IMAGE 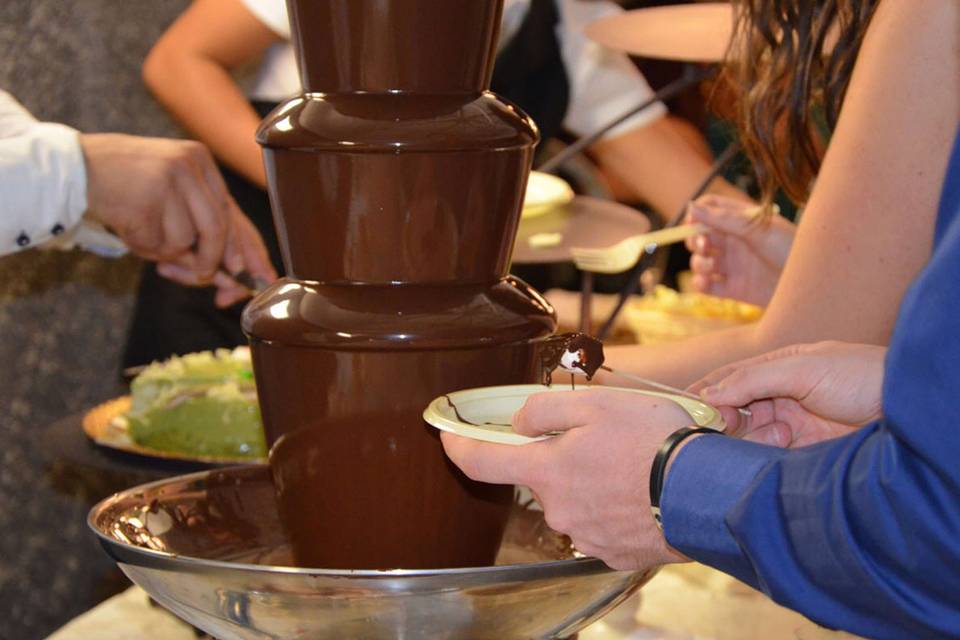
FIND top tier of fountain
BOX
[289,0,502,94]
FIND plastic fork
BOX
[571,223,708,274]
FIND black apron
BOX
[493,0,569,155]
[122,0,570,366]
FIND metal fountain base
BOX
[89,465,655,639]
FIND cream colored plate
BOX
[424,384,724,446]
[523,171,574,218]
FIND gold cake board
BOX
[81,396,265,465]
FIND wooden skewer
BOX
[598,365,752,417]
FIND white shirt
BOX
[241,0,665,139]
[0,90,125,257]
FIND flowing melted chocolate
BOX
[251,338,544,569]
[243,0,557,570]
[539,333,606,386]
[286,0,503,94]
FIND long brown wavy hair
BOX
[726,0,880,206]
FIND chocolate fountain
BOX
[241,0,556,569]
[87,4,662,634]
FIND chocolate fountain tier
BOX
[258,92,537,283]
[242,277,556,569]
[287,0,503,93]
[259,93,536,153]
[242,277,554,349]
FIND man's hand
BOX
[690,341,886,447]
[80,133,276,306]
[684,195,796,307]
[441,389,691,571]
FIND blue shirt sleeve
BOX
[661,129,960,640]
[663,425,960,639]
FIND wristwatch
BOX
[649,426,723,529]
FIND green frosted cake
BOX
[124,347,266,459]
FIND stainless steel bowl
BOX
[89,465,655,639]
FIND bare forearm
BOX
[143,50,266,188]
[600,324,762,388]
[591,117,748,218]
[601,287,892,390]
[663,117,746,203]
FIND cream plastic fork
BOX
[571,223,708,273]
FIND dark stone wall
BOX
[0,2,190,637]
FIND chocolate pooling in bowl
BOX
[242,0,556,570]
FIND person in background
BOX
[0,89,276,307]
[148,0,743,217]
[444,2,960,637]
[574,0,956,391]
[492,0,746,213]
[122,0,746,367]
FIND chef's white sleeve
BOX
[0,89,125,257]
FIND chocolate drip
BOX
[444,395,512,429]
[538,333,606,386]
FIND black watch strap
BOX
[649,426,721,529]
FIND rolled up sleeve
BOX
[557,0,667,139]
[0,114,88,254]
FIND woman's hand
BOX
[684,195,796,307]
[442,389,692,570]
[689,341,886,447]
